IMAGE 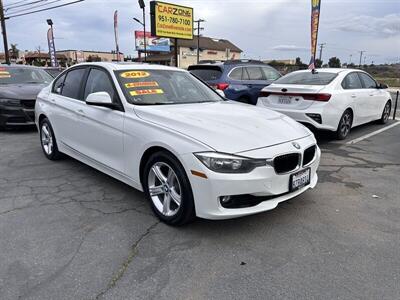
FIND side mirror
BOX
[85,91,115,108]
[378,83,389,89]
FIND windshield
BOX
[115,69,223,105]
[0,67,53,85]
[275,71,337,85]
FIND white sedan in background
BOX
[35,62,320,225]
[257,69,392,139]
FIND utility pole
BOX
[194,19,205,64]
[318,43,326,61]
[359,50,365,67]
[0,0,10,64]
[349,54,352,64]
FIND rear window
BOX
[188,66,222,81]
[275,72,337,85]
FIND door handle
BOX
[50,98,56,103]
[76,109,85,116]
[351,94,357,98]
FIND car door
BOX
[224,66,249,101]
[77,67,125,173]
[341,72,366,126]
[358,72,385,121]
[48,67,87,150]
[243,66,269,104]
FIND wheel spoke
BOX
[170,188,181,206]
[167,168,175,185]
[149,185,165,196]
[42,126,50,138]
[152,165,167,184]
[162,193,171,215]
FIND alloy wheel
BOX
[148,162,182,217]
[41,123,54,155]
[383,103,391,122]
[340,113,352,137]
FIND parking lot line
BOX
[346,121,400,145]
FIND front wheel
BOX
[379,101,391,124]
[39,118,63,160]
[336,110,353,140]
[143,151,195,226]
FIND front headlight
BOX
[194,152,267,173]
[0,99,21,107]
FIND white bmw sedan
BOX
[35,62,320,225]
[257,69,392,139]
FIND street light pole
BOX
[194,19,205,64]
[0,0,10,64]
[138,0,146,62]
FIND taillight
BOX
[215,83,229,91]
[258,92,331,102]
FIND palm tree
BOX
[10,44,19,60]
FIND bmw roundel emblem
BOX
[292,142,301,150]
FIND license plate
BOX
[278,95,292,104]
[290,168,311,191]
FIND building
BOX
[23,52,68,66]
[56,50,124,64]
[263,59,297,65]
[140,36,242,69]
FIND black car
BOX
[0,65,53,129]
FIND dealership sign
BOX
[150,1,193,40]
[135,31,171,52]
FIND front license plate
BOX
[290,168,311,191]
[278,95,292,104]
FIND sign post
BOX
[150,1,193,67]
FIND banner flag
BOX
[47,28,58,67]
[309,0,321,69]
[114,10,120,61]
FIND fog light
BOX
[220,196,231,204]
[306,113,322,124]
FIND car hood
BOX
[134,101,311,153]
[0,83,48,100]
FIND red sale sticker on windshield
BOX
[130,89,164,96]
[125,81,159,88]
[120,71,150,78]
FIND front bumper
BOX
[0,102,36,127]
[181,135,320,220]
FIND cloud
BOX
[330,13,400,36]
[271,45,308,51]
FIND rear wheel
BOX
[40,118,63,160]
[336,110,353,140]
[379,101,391,124]
[143,151,195,226]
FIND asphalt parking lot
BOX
[1,115,399,299]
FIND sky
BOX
[3,0,400,64]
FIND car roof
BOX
[73,62,186,72]
[291,68,364,74]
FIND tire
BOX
[39,118,63,160]
[378,101,391,124]
[143,151,195,226]
[336,110,353,140]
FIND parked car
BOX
[188,60,281,105]
[257,68,392,140]
[0,65,53,129]
[43,67,64,78]
[36,62,320,225]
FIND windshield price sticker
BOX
[130,89,164,96]
[125,81,159,88]
[0,71,11,78]
[120,71,150,79]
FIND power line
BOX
[5,0,49,11]
[6,0,62,14]
[5,0,84,18]
[3,0,31,8]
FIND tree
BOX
[315,59,323,68]
[328,57,341,68]
[10,44,19,60]
[86,55,101,62]
[295,57,308,69]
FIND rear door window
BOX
[342,73,363,89]
[262,67,281,80]
[188,67,222,81]
[245,67,264,80]
[61,68,86,100]
[358,73,377,89]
